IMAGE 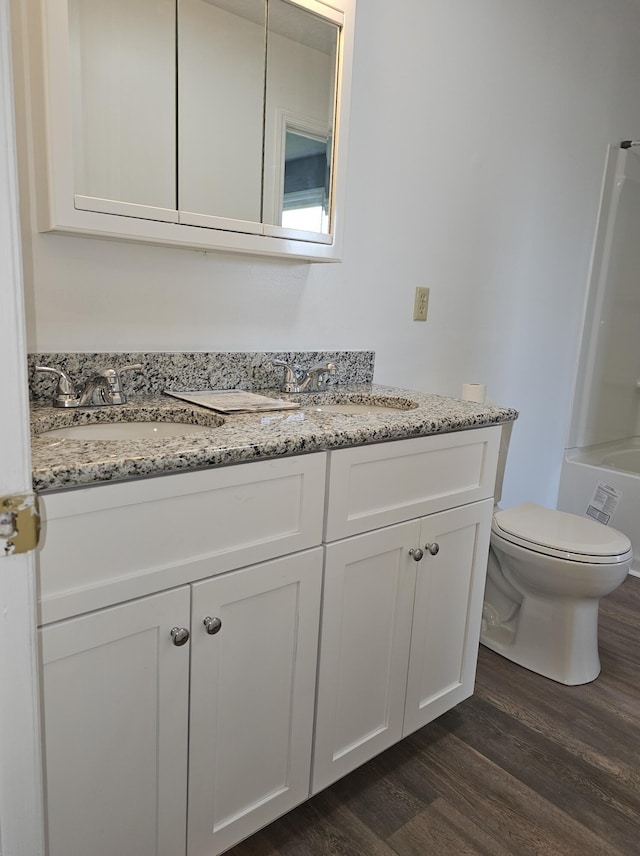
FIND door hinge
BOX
[1,494,41,557]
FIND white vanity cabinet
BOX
[38,453,326,856]
[312,428,500,792]
[36,424,503,854]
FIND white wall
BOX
[14,0,640,509]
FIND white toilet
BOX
[481,425,633,685]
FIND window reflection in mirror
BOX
[281,130,330,233]
[263,0,339,235]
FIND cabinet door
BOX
[40,587,191,856]
[187,548,322,856]
[403,499,493,736]
[178,0,265,228]
[69,0,178,220]
[312,520,420,793]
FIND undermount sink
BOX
[309,403,408,414]
[303,396,418,415]
[40,421,217,441]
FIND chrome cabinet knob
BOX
[170,627,190,646]
[409,547,424,562]
[203,616,222,635]
[425,542,440,556]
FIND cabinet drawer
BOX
[324,427,500,540]
[38,453,326,624]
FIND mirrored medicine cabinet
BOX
[29,0,355,261]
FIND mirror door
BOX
[178,0,266,232]
[262,0,339,240]
[69,0,178,221]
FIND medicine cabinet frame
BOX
[29,0,356,261]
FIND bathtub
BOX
[600,445,640,475]
[558,437,640,576]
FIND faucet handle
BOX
[35,366,79,408]
[308,361,336,375]
[119,363,144,375]
[307,362,337,390]
[271,359,301,393]
[95,363,142,404]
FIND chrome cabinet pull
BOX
[425,542,440,556]
[409,547,424,562]
[203,616,222,635]
[170,627,190,646]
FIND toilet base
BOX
[480,593,601,685]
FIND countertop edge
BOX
[31,384,518,493]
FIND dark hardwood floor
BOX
[228,575,640,855]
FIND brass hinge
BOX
[1,494,41,557]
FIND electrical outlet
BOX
[413,286,429,321]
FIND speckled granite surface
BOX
[30,384,518,493]
[28,351,375,403]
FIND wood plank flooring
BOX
[227,575,640,855]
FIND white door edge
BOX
[0,0,45,851]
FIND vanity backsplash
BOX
[28,351,375,404]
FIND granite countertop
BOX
[30,384,518,493]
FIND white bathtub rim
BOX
[565,435,640,471]
[559,437,640,578]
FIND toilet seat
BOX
[493,502,632,565]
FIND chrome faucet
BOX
[271,359,337,394]
[35,364,142,408]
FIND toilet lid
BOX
[492,503,632,563]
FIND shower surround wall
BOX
[566,145,640,450]
[558,145,640,575]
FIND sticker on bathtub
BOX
[585,482,621,525]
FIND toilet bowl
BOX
[481,502,632,685]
